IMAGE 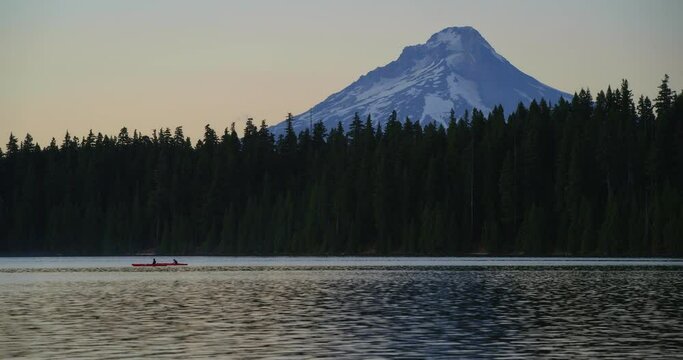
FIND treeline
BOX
[1,76,682,256]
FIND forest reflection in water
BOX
[1,265,682,358]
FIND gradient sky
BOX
[1,0,681,145]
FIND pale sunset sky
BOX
[1,0,681,145]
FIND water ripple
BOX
[1,268,681,358]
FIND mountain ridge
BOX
[272,26,570,133]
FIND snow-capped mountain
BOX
[271,26,569,133]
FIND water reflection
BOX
[1,268,682,358]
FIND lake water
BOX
[1,257,682,358]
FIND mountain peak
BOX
[272,26,569,134]
[420,26,504,66]
[426,26,481,47]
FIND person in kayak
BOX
[173,259,178,265]
[152,258,156,265]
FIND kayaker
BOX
[152,258,157,265]
[173,259,178,265]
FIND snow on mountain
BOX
[271,26,570,134]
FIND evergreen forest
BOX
[1,77,682,256]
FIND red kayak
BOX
[132,263,187,267]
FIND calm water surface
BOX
[1,257,682,359]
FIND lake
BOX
[1,257,682,358]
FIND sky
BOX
[1,0,681,145]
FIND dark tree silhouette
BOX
[1,77,682,256]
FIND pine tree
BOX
[5,133,18,156]
[348,112,364,143]
[118,127,131,146]
[173,126,185,146]
[203,124,218,148]
[20,133,35,152]
[280,113,298,155]
[655,74,673,117]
